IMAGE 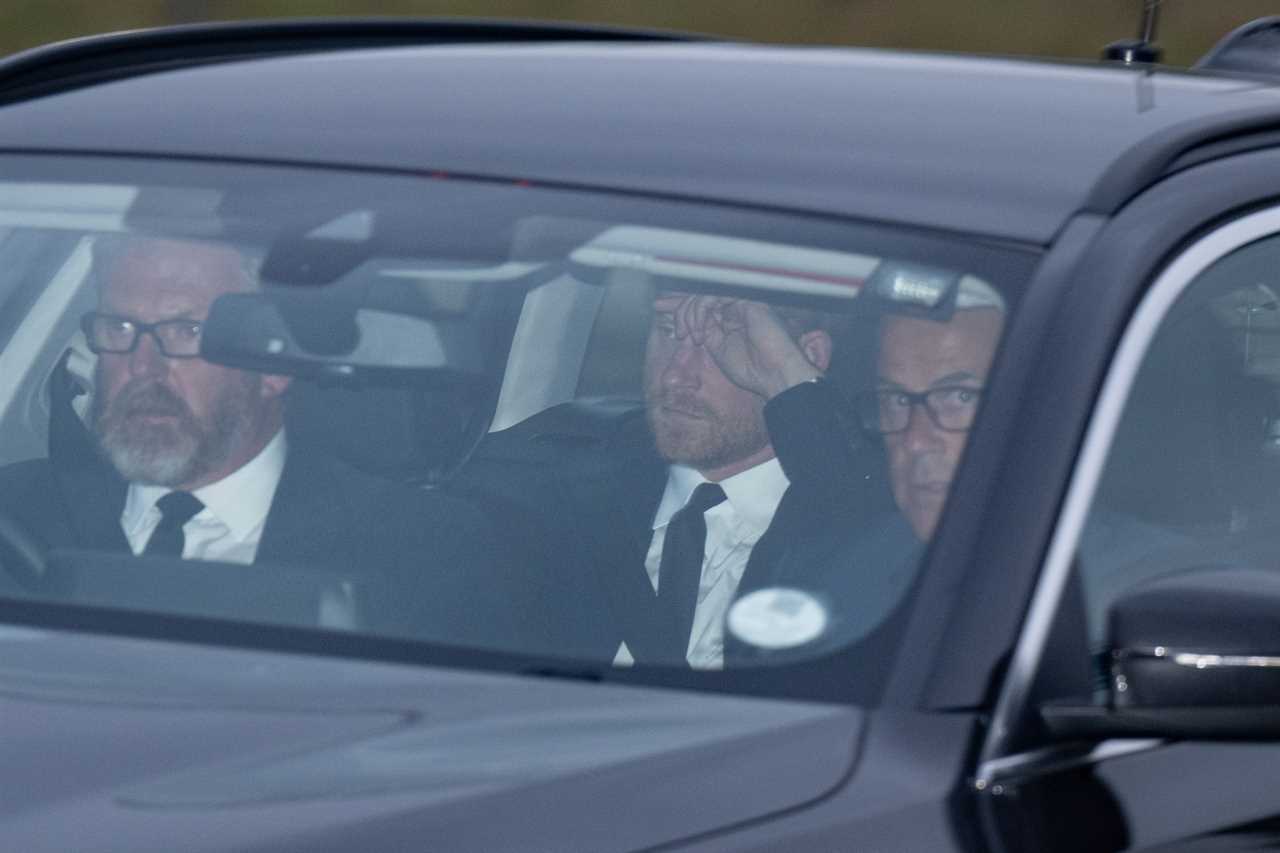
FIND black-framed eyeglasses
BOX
[855,386,984,434]
[81,312,204,358]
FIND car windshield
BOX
[0,154,1037,701]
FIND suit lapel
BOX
[738,479,816,596]
[562,430,668,661]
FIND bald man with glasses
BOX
[858,305,1004,542]
[726,284,1007,665]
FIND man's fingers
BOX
[702,296,753,341]
[654,293,697,340]
[684,295,723,345]
[676,295,702,343]
[655,292,773,355]
[716,299,750,334]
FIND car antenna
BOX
[1102,0,1163,65]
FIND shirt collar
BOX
[123,429,288,542]
[653,458,790,531]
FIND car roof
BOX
[2,30,1280,244]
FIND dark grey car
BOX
[4,17,1280,852]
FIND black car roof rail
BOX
[0,17,716,105]
[1195,15,1280,80]
[1082,105,1280,217]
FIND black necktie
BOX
[654,482,727,663]
[143,491,204,557]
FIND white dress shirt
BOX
[614,458,790,670]
[121,430,288,565]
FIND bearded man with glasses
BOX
[0,235,513,646]
[81,238,292,538]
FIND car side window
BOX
[1077,231,1280,652]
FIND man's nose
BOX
[661,339,704,388]
[127,329,171,377]
[902,402,945,452]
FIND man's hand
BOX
[659,293,824,400]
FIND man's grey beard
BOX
[93,376,256,488]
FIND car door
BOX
[971,150,1280,851]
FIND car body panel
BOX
[666,710,978,852]
[8,18,1280,853]
[1,44,1280,243]
[922,148,1280,712]
[1,624,862,852]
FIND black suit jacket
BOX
[0,448,521,648]
[462,380,903,665]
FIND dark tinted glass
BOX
[0,154,1036,701]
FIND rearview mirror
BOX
[201,291,453,383]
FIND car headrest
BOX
[284,379,491,486]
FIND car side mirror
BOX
[1041,568,1280,741]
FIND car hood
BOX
[0,624,862,852]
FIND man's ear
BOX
[260,373,292,399]
[798,330,832,372]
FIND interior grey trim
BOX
[1170,652,1280,669]
[491,274,604,431]
[978,207,1280,769]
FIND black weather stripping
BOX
[0,17,718,106]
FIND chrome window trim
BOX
[490,274,604,431]
[974,738,1162,790]
[1168,651,1280,669]
[977,206,1280,774]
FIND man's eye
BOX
[101,319,134,338]
[173,322,202,339]
[935,387,981,407]
[879,391,911,408]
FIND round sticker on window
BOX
[727,587,829,650]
